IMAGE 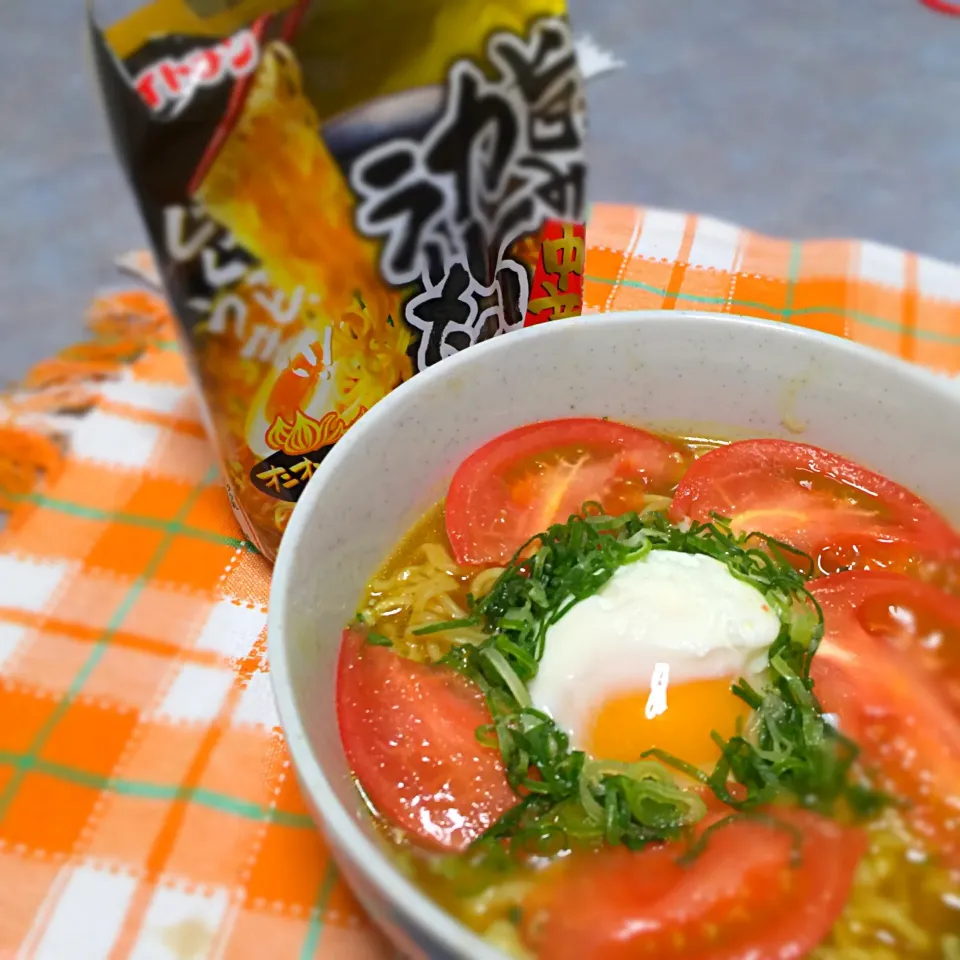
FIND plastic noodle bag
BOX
[89,0,586,560]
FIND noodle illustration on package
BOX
[89,0,586,560]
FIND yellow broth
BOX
[348,430,960,958]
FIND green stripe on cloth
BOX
[11,491,258,553]
[0,467,219,820]
[584,274,960,345]
[300,863,341,960]
[0,750,314,829]
[782,242,802,318]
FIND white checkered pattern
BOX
[0,555,71,612]
[195,599,268,661]
[155,663,235,724]
[71,410,163,470]
[917,254,960,302]
[687,215,743,273]
[129,883,231,960]
[0,622,27,669]
[233,669,281,730]
[31,864,139,960]
[855,240,906,289]
[632,208,687,262]
[98,373,193,416]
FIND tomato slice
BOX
[522,809,865,960]
[446,418,686,566]
[336,629,517,851]
[670,439,960,575]
[810,572,960,860]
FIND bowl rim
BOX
[268,309,959,959]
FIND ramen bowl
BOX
[268,311,960,959]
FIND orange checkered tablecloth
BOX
[1,203,959,959]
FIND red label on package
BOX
[523,220,586,327]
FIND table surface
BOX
[2,0,958,385]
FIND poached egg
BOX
[528,549,781,770]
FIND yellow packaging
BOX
[90,0,586,559]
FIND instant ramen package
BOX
[89,0,587,560]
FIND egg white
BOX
[528,549,781,751]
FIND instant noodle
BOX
[340,422,960,957]
[88,0,586,559]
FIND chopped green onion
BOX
[419,506,887,862]
[412,616,479,636]
[480,647,532,709]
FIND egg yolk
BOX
[587,676,751,771]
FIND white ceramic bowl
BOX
[268,310,960,960]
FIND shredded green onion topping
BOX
[411,504,885,859]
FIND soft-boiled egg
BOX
[528,550,781,770]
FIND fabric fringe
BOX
[0,288,172,514]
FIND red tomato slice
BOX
[670,439,960,575]
[336,629,517,851]
[810,572,960,860]
[811,570,960,713]
[522,809,865,960]
[446,418,686,565]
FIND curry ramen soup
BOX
[335,419,960,959]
